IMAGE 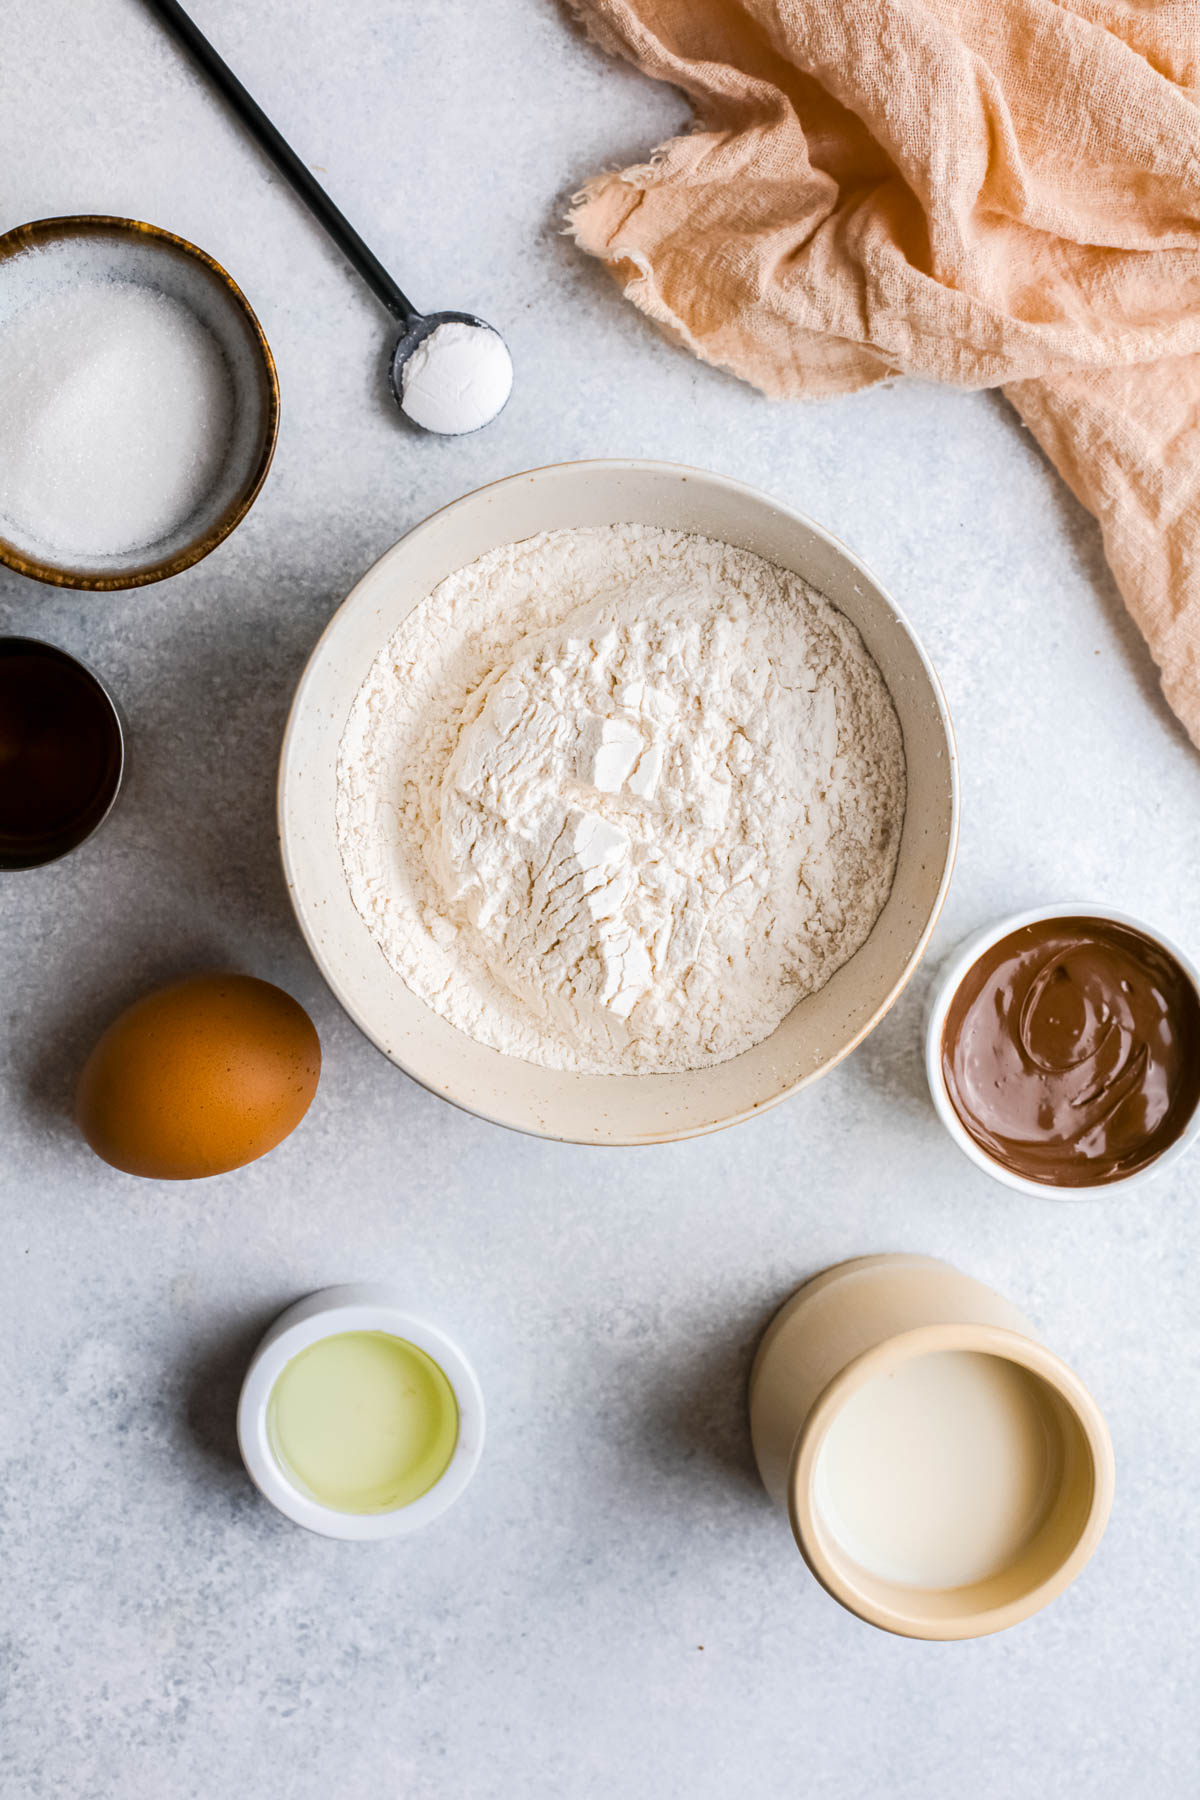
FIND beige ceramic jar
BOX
[749,1255,1114,1640]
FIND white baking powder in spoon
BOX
[0,272,234,559]
[398,320,512,435]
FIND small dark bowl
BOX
[0,637,125,868]
[0,216,279,591]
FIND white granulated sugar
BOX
[399,322,512,435]
[337,525,906,1074]
[0,273,233,559]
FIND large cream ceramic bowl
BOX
[279,461,958,1144]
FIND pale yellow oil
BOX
[267,1331,459,1514]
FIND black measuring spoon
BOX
[146,0,510,434]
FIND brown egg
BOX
[76,973,321,1179]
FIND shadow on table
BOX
[179,1300,294,1479]
[984,388,1193,752]
[641,1276,823,1501]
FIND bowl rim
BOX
[0,214,280,591]
[236,1285,485,1541]
[924,902,1200,1200]
[278,457,960,1144]
[788,1320,1115,1640]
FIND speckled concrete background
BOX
[1,3,1198,1796]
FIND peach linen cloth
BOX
[568,0,1200,747]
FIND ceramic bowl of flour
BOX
[279,460,958,1144]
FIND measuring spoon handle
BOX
[146,0,419,324]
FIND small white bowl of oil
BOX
[237,1285,485,1540]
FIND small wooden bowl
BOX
[0,215,279,590]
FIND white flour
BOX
[336,525,905,1074]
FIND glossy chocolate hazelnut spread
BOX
[941,916,1200,1187]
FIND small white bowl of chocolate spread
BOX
[926,904,1200,1197]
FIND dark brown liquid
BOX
[942,916,1200,1187]
[0,640,123,868]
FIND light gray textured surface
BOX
[1,3,1198,1796]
